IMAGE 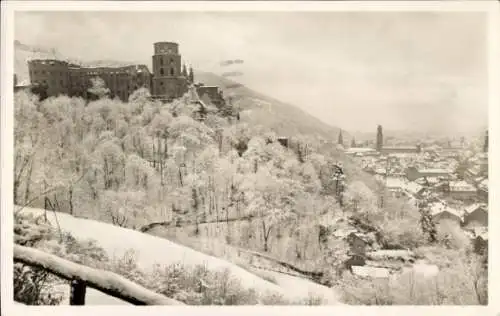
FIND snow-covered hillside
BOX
[249,268,341,305]
[19,207,341,305]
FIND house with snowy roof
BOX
[429,202,462,226]
[477,179,488,202]
[405,166,452,181]
[351,266,390,279]
[448,181,478,201]
[463,203,488,228]
[403,181,427,198]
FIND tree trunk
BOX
[161,137,168,186]
[208,190,213,215]
[160,163,164,186]
[218,131,223,156]
[262,221,272,252]
[152,141,156,169]
[215,195,219,223]
[14,180,19,205]
[23,161,33,204]
[163,136,169,159]
[178,168,183,186]
[69,186,74,216]
[157,136,162,172]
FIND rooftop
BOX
[345,147,376,153]
[464,203,488,214]
[154,41,179,46]
[351,266,390,279]
[196,85,220,90]
[15,80,30,87]
[429,202,462,219]
[382,146,417,150]
[478,179,488,189]
[29,58,150,72]
[404,182,424,195]
[419,168,451,174]
[449,181,477,192]
[366,250,416,261]
[28,59,68,65]
[385,177,406,189]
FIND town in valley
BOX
[9,9,489,307]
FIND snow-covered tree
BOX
[87,77,110,100]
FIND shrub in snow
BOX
[14,263,65,305]
[13,212,109,305]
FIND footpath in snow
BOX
[19,207,341,305]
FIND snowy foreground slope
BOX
[250,268,341,305]
[20,207,341,305]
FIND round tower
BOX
[152,42,186,100]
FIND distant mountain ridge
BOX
[14,41,137,82]
[194,70,349,141]
[15,40,347,142]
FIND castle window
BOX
[170,58,174,64]
[160,68,164,76]
[160,81,164,86]
[160,57,164,66]
[170,68,174,76]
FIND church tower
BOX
[376,125,383,152]
[188,66,194,84]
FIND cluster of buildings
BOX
[333,222,439,280]
[16,41,229,109]
[342,126,489,272]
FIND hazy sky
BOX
[15,11,488,134]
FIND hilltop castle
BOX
[27,41,194,102]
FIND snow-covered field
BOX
[19,207,341,305]
[250,268,342,305]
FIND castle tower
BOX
[152,42,187,100]
[188,66,194,84]
[182,64,188,77]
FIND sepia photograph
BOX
[1,0,498,312]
